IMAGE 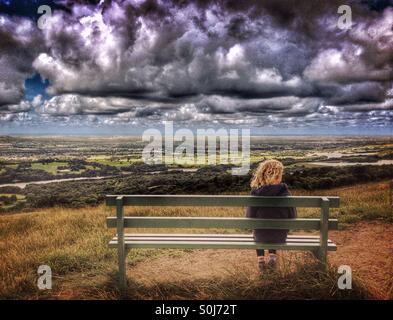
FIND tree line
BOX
[12,164,392,211]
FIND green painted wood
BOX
[116,196,126,289]
[318,197,330,269]
[107,217,339,230]
[106,195,340,208]
[119,233,328,238]
[114,237,332,243]
[119,233,331,240]
[108,240,337,251]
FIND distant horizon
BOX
[1,124,391,136]
[0,121,392,137]
[1,133,392,138]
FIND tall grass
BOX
[123,261,371,300]
[292,179,393,223]
[0,180,391,299]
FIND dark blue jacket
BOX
[246,183,297,243]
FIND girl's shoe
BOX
[258,258,266,272]
[266,254,278,269]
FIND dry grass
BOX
[0,206,116,299]
[122,250,371,300]
[0,180,391,299]
[292,179,393,223]
[328,221,393,299]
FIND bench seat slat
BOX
[106,195,340,208]
[109,239,337,251]
[118,233,328,239]
[106,217,338,230]
[113,234,333,243]
[116,238,332,244]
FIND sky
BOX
[0,0,392,135]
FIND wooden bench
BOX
[106,195,339,289]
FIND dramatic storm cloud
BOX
[0,14,44,107]
[0,0,392,133]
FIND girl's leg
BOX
[267,250,278,268]
[256,249,266,272]
[256,249,265,257]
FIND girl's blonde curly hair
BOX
[250,159,284,188]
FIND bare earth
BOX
[128,222,393,299]
[329,222,393,299]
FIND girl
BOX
[246,159,297,271]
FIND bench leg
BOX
[118,248,127,290]
[313,249,327,271]
[116,196,127,290]
[315,198,329,272]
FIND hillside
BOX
[0,180,392,299]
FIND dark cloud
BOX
[0,0,392,131]
[326,82,388,105]
[0,15,44,106]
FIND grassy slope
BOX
[0,180,391,299]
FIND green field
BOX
[86,155,141,167]
[0,194,25,200]
[0,193,26,210]
[31,162,69,174]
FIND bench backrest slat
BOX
[106,217,338,230]
[106,195,340,208]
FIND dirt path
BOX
[127,222,393,299]
[329,222,393,299]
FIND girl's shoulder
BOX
[280,183,291,195]
[250,187,260,195]
[280,183,289,190]
[251,183,289,196]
